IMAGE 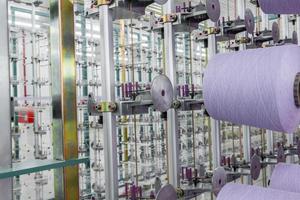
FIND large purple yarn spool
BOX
[203,45,300,133]
[217,183,300,200]
[259,0,300,14]
[270,163,300,194]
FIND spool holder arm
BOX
[173,99,205,112]
[87,0,166,20]
[156,166,249,200]
[253,30,274,46]
[88,92,154,116]
[88,75,175,116]
[155,184,214,200]
[149,0,221,31]
[284,138,300,156]
[261,141,300,166]
[222,19,248,36]
[177,188,211,199]
[177,2,219,30]
[218,154,262,181]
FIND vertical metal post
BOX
[49,0,79,199]
[297,16,300,45]
[266,130,274,153]
[281,15,289,39]
[237,0,246,51]
[261,11,269,31]
[163,0,180,187]
[77,4,91,193]
[261,10,274,155]
[237,0,251,184]
[11,7,21,200]
[242,126,251,163]
[287,134,295,163]
[32,3,40,160]
[11,7,20,166]
[295,16,300,164]
[207,24,221,169]
[98,4,118,199]
[238,26,250,166]
[0,0,12,199]
[280,15,294,163]
[261,10,276,175]
[287,134,294,146]
[286,133,294,163]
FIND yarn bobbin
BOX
[206,0,221,23]
[250,154,261,180]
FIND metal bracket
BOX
[96,101,117,113]
[236,37,250,44]
[118,100,152,115]
[10,97,15,122]
[176,188,184,198]
[88,93,117,114]
[174,99,204,112]
[89,93,152,116]
[253,30,273,45]
[159,14,178,24]
[176,187,210,199]
[95,0,113,6]
[222,20,246,35]
[156,184,209,200]
[205,27,220,35]
[173,100,181,109]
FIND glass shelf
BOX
[0,157,89,179]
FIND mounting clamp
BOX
[95,0,113,6]
[173,100,181,109]
[205,27,220,35]
[176,188,184,198]
[159,14,178,24]
[236,37,250,44]
[96,101,117,113]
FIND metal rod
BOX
[297,16,300,46]
[237,0,252,184]
[98,4,118,199]
[164,0,180,187]
[280,15,295,163]
[266,130,274,153]
[0,0,12,198]
[78,4,91,194]
[287,133,295,163]
[281,15,289,40]
[208,25,221,169]
[261,9,275,157]
[49,0,79,199]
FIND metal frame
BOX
[280,14,295,163]
[260,7,275,155]
[80,5,92,193]
[98,4,119,199]
[208,23,221,169]
[297,16,300,46]
[281,15,289,40]
[237,0,252,184]
[0,0,12,199]
[49,0,79,199]
[164,0,180,187]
